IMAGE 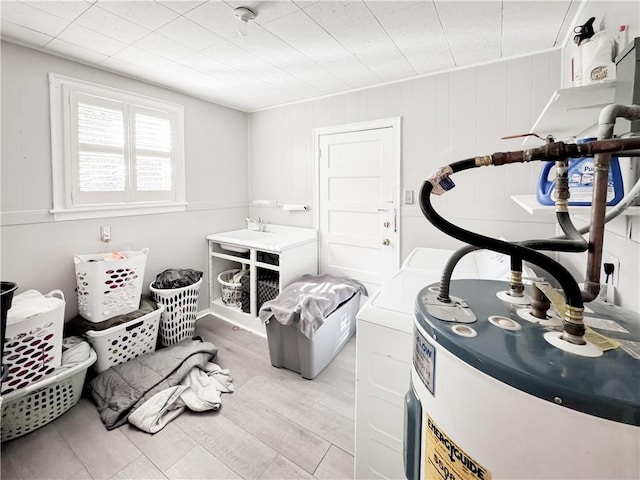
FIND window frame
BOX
[49,73,186,220]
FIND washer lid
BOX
[415,279,640,426]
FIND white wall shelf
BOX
[523,81,616,147]
[511,194,640,216]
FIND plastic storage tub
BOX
[150,280,201,346]
[74,248,149,322]
[1,349,97,442]
[2,290,65,396]
[84,305,163,372]
[266,292,360,379]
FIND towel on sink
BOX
[258,274,367,339]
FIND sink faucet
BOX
[245,217,264,232]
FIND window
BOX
[50,74,185,220]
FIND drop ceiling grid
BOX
[156,17,225,52]
[435,1,503,66]
[368,1,455,74]
[2,1,70,37]
[0,0,583,112]
[97,0,179,31]
[22,0,91,20]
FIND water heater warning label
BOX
[413,328,435,394]
[425,415,492,480]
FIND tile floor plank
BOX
[165,445,241,479]
[221,386,330,474]
[239,375,355,455]
[314,445,355,479]
[110,455,167,480]
[1,316,357,480]
[174,410,277,480]
[1,422,88,480]
[120,422,197,472]
[54,399,141,479]
[258,454,314,480]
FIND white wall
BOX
[248,50,561,269]
[0,41,249,319]
[558,1,640,312]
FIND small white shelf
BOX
[523,81,616,147]
[511,194,640,216]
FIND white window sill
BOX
[50,202,187,221]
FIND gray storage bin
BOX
[266,292,360,379]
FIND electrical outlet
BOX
[404,190,414,204]
[601,251,620,289]
[100,225,111,243]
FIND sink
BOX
[219,243,250,253]
[207,225,317,253]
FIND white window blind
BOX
[50,74,185,220]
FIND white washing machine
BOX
[354,247,511,479]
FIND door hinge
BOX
[393,208,397,233]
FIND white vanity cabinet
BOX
[206,225,318,336]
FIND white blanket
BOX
[128,362,233,433]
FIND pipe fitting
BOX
[475,155,493,167]
[562,305,586,343]
[509,270,525,298]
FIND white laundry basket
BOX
[84,305,163,372]
[74,248,149,322]
[150,280,202,347]
[2,290,65,396]
[1,349,96,442]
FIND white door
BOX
[316,122,400,295]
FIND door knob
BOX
[382,238,390,246]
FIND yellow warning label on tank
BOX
[425,415,491,480]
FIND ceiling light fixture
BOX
[234,7,256,37]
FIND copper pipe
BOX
[583,152,611,301]
[583,105,640,302]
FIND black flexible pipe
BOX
[436,213,587,302]
[420,181,584,310]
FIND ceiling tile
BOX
[265,10,352,63]
[95,0,178,30]
[0,20,54,47]
[355,43,416,82]
[435,1,502,66]
[303,1,394,54]
[157,0,206,15]
[177,51,237,82]
[99,56,148,77]
[58,23,127,56]
[157,16,224,51]
[201,40,263,68]
[229,28,312,71]
[322,56,380,88]
[0,1,70,37]
[133,32,196,61]
[113,45,168,69]
[75,5,151,43]
[184,1,239,39]
[502,1,572,56]
[288,62,349,93]
[369,1,454,72]
[46,38,108,64]
[22,0,91,20]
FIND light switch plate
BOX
[404,190,414,204]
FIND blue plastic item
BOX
[536,138,624,206]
